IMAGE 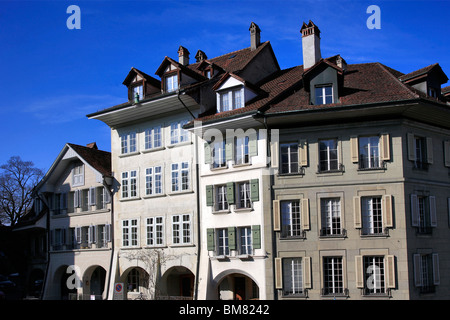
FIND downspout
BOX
[102,176,115,300]
[38,192,51,300]
[177,90,201,300]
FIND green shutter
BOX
[206,228,215,251]
[225,138,234,161]
[249,136,258,157]
[228,227,236,250]
[206,185,214,206]
[204,142,212,164]
[252,225,261,249]
[226,182,235,204]
[250,179,259,202]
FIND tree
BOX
[0,156,44,226]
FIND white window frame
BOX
[171,214,192,245]
[165,74,178,93]
[145,166,163,196]
[146,216,164,247]
[280,143,299,174]
[320,198,342,236]
[171,162,190,193]
[132,85,143,100]
[218,87,244,112]
[359,136,381,169]
[120,132,137,155]
[216,228,229,256]
[315,85,333,105]
[212,140,227,168]
[282,258,303,296]
[170,121,189,145]
[319,139,339,172]
[121,170,138,199]
[238,226,252,255]
[363,256,386,295]
[144,126,162,150]
[361,196,383,235]
[322,256,344,295]
[215,185,229,211]
[122,219,139,247]
[235,136,250,165]
[281,200,302,238]
[236,181,251,209]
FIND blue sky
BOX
[1,0,449,172]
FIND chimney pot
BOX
[300,20,322,69]
[178,46,190,66]
[249,22,261,51]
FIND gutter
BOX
[177,90,202,300]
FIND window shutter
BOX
[301,198,310,230]
[50,230,55,248]
[206,228,215,251]
[432,253,440,285]
[407,133,415,161]
[225,138,234,162]
[274,257,283,289]
[380,133,391,161]
[74,190,80,208]
[299,139,308,167]
[61,229,66,246]
[228,227,236,250]
[68,193,74,212]
[429,196,437,227]
[426,137,433,164]
[353,196,362,228]
[226,182,235,204]
[350,136,359,163]
[386,255,395,289]
[105,224,111,242]
[273,200,281,231]
[413,254,422,287]
[410,194,419,227]
[204,142,212,164]
[75,227,82,244]
[206,185,214,207]
[444,140,450,167]
[270,140,279,169]
[355,255,364,288]
[89,187,96,206]
[249,135,258,157]
[104,187,111,204]
[303,257,312,289]
[383,195,394,228]
[250,179,259,202]
[252,225,261,249]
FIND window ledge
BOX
[142,193,166,199]
[142,146,165,154]
[210,165,228,171]
[167,141,192,148]
[232,162,252,168]
[119,151,140,158]
[212,209,230,214]
[234,207,253,213]
[119,197,141,202]
[168,189,194,196]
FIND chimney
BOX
[249,22,261,51]
[86,142,98,150]
[300,20,321,69]
[178,46,190,66]
[336,55,347,72]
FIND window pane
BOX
[283,258,303,295]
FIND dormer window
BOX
[165,74,178,93]
[219,87,244,112]
[428,87,437,98]
[132,85,143,100]
[315,85,333,105]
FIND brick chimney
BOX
[178,46,190,66]
[300,20,321,69]
[249,22,261,51]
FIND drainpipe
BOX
[177,90,201,300]
[102,176,115,300]
[38,192,51,300]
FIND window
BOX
[145,166,163,196]
[361,197,383,235]
[282,258,303,296]
[122,219,139,247]
[363,256,386,295]
[212,140,226,168]
[407,134,432,169]
[146,217,164,246]
[237,182,251,209]
[319,139,339,172]
[144,126,162,150]
[411,195,437,234]
[171,162,189,192]
[97,224,111,248]
[216,228,229,256]
[120,132,137,155]
[414,253,440,293]
[165,74,178,92]
[73,163,84,186]
[127,269,141,292]
[215,185,228,211]
[428,87,437,98]
[414,136,427,169]
[359,136,381,169]
[235,136,249,165]
[238,226,252,255]
[323,257,344,296]
[170,121,189,145]
[280,143,299,174]
[218,88,244,112]
[132,85,143,100]
[315,85,333,105]
[121,170,138,199]
[281,200,302,238]
[172,214,191,245]
[320,198,343,236]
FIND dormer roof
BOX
[122,67,161,88]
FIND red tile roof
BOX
[67,143,111,177]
